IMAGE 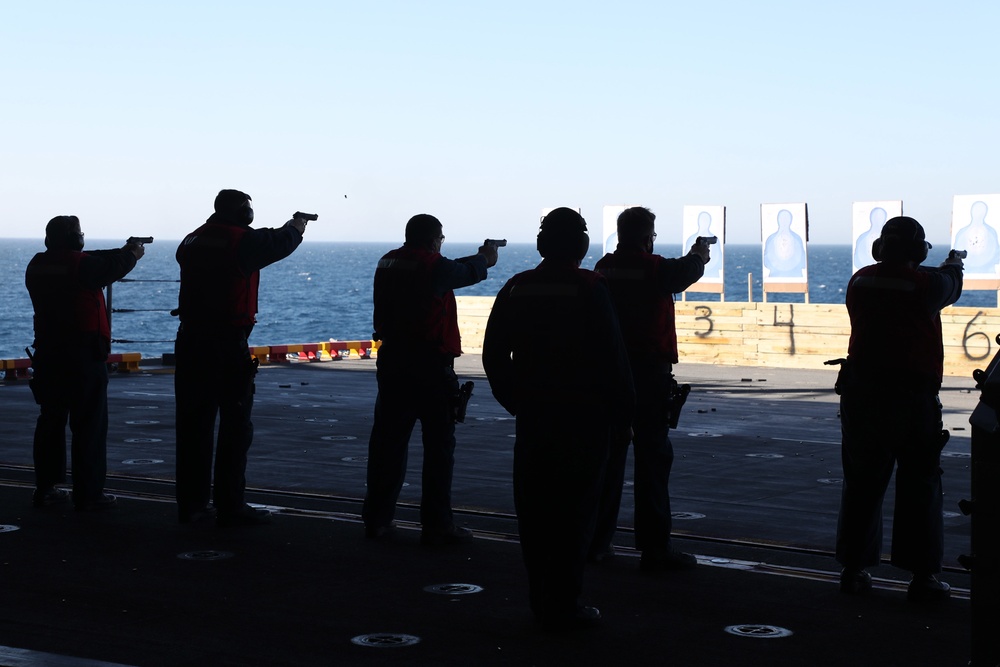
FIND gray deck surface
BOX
[0,357,976,666]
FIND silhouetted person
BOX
[25,215,145,510]
[835,216,963,602]
[363,214,498,545]
[174,190,307,526]
[483,208,634,630]
[591,206,708,570]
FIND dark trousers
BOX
[174,329,256,517]
[514,406,609,618]
[31,354,109,505]
[592,361,675,554]
[836,388,946,575]
[362,350,459,532]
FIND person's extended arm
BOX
[657,253,706,295]
[431,254,488,296]
[78,248,139,289]
[922,262,963,312]
[238,222,304,274]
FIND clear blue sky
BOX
[2,1,997,246]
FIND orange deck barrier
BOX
[107,352,142,372]
[252,340,380,365]
[1,358,32,380]
[3,340,383,381]
[1,352,144,380]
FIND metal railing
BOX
[106,278,179,347]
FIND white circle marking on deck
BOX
[423,583,484,595]
[351,633,421,648]
[178,550,234,561]
[724,624,793,639]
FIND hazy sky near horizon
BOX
[2,1,997,246]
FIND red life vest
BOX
[25,249,111,349]
[595,250,677,363]
[846,262,943,383]
[373,246,461,356]
[176,222,259,328]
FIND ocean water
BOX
[0,239,993,361]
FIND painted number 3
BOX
[695,306,714,338]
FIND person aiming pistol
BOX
[835,215,963,602]
[25,215,146,511]
[590,206,709,571]
[363,214,498,546]
[173,190,310,526]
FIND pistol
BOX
[485,239,507,248]
[696,236,717,246]
[453,381,474,423]
[667,382,691,429]
[127,236,153,245]
[949,249,968,259]
[293,212,319,221]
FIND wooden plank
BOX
[677,334,747,346]
[762,283,809,293]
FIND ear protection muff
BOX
[65,217,81,248]
[871,237,884,262]
[239,199,254,225]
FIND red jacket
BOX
[26,249,111,351]
[846,262,944,384]
[176,222,260,328]
[373,246,462,356]
[596,250,679,363]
